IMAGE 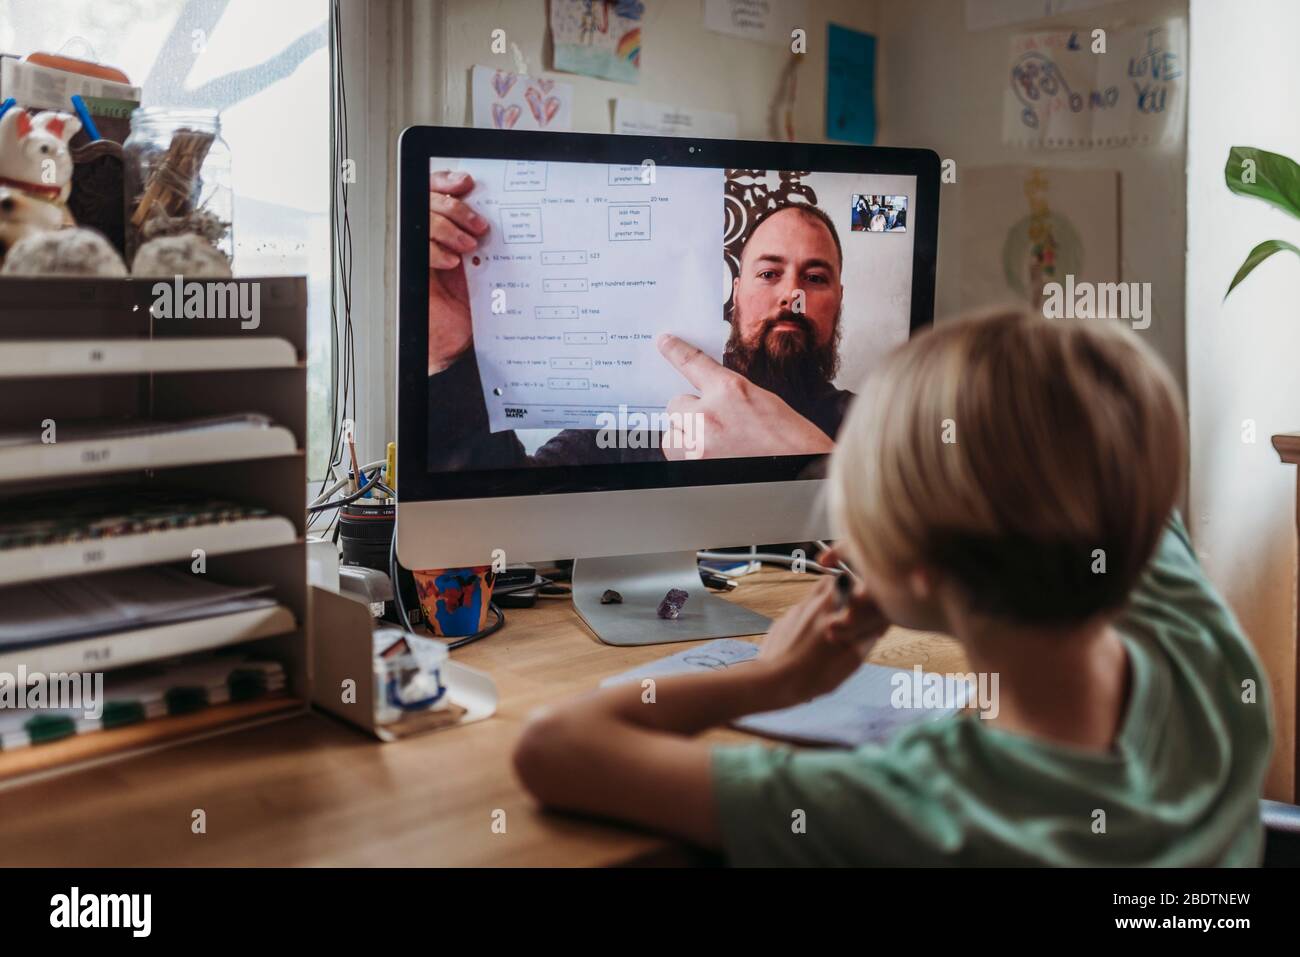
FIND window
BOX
[0,0,332,476]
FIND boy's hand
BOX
[756,574,889,707]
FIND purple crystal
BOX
[656,588,689,620]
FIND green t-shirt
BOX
[711,511,1273,866]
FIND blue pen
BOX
[70,94,101,141]
[0,98,16,123]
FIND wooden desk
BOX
[0,570,964,866]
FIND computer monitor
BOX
[397,126,939,645]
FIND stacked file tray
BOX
[0,276,309,782]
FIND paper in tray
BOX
[0,568,276,648]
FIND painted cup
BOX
[411,565,496,637]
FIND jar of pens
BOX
[122,107,233,267]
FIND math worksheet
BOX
[455,158,726,432]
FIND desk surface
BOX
[0,570,965,866]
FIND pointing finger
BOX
[657,333,737,393]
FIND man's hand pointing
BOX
[656,333,836,461]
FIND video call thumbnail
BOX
[851,194,908,233]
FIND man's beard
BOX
[723,304,842,403]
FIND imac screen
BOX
[424,158,919,471]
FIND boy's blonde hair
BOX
[830,309,1186,625]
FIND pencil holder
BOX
[411,566,496,638]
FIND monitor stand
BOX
[572,551,772,646]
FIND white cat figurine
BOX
[0,108,82,226]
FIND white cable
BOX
[696,550,840,576]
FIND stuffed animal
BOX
[0,108,82,227]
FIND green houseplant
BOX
[1224,146,1300,297]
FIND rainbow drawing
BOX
[617,28,641,67]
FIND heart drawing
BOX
[524,86,561,127]
[492,103,522,129]
[491,70,516,98]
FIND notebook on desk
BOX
[602,638,966,748]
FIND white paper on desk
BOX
[614,98,738,139]
[455,157,727,432]
[602,639,965,747]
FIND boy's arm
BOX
[512,577,885,848]
[512,665,786,850]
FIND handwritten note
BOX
[613,98,738,139]
[1002,20,1186,150]
[965,0,1114,32]
[703,0,808,46]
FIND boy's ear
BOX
[906,566,934,601]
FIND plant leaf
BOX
[1225,147,1300,220]
[1225,239,1300,298]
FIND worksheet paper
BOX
[602,639,965,747]
[456,158,727,432]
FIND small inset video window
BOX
[851,194,908,233]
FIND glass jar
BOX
[122,107,233,267]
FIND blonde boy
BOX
[513,310,1272,866]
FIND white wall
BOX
[874,0,1189,398]
[433,0,878,139]
[1186,0,1300,799]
